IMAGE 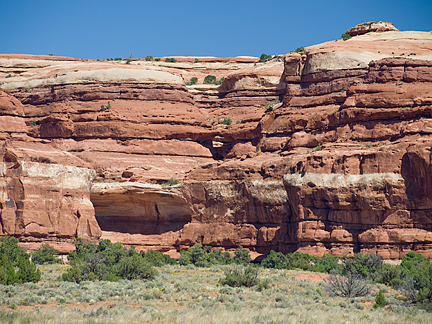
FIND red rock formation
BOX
[1,27,432,259]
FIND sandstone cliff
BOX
[1,23,432,258]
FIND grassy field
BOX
[0,264,430,324]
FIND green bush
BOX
[145,56,153,61]
[63,239,157,283]
[373,290,386,308]
[341,33,352,41]
[115,254,158,280]
[219,265,259,287]
[0,236,28,266]
[341,253,383,280]
[294,47,305,53]
[0,254,19,285]
[5,74,12,78]
[222,118,232,126]
[32,243,60,265]
[0,236,41,284]
[141,250,177,267]
[215,77,225,85]
[185,77,198,85]
[16,256,41,283]
[203,75,217,84]
[261,250,287,269]
[264,103,273,113]
[259,54,272,63]
[194,58,199,63]
[233,245,251,264]
[165,58,177,63]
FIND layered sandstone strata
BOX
[1,23,432,259]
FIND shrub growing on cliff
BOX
[341,33,352,41]
[259,54,272,62]
[185,77,198,85]
[294,46,305,53]
[32,243,60,265]
[145,56,153,61]
[161,177,178,187]
[165,58,177,63]
[222,117,232,126]
[203,75,217,84]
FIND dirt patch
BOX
[294,272,330,282]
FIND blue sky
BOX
[1,0,431,60]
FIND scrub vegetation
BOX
[1,238,432,323]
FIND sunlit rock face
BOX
[1,26,432,258]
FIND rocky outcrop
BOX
[345,21,399,36]
[1,26,432,259]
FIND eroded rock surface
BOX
[1,27,432,258]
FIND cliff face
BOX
[1,25,432,258]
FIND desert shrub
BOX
[312,143,322,152]
[286,252,318,271]
[5,74,12,78]
[179,243,243,266]
[0,236,28,266]
[185,243,210,267]
[0,237,40,284]
[208,249,232,265]
[373,289,386,308]
[203,75,217,84]
[185,77,198,85]
[114,58,122,61]
[67,238,98,263]
[222,117,232,126]
[63,239,155,283]
[32,243,60,265]
[399,252,432,301]
[375,263,406,288]
[0,254,19,285]
[219,265,259,287]
[141,250,177,267]
[161,177,178,187]
[100,101,111,111]
[259,54,272,62]
[155,58,161,61]
[325,273,371,298]
[294,46,305,53]
[16,256,41,283]
[313,254,341,273]
[194,58,199,63]
[233,246,251,265]
[342,253,383,280]
[215,77,225,85]
[165,58,177,63]
[115,254,158,280]
[145,56,153,61]
[341,33,352,41]
[261,250,287,269]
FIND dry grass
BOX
[0,264,430,323]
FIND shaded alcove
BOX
[90,191,192,235]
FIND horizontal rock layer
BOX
[1,30,432,258]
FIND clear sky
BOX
[1,0,431,60]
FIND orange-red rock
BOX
[1,27,432,259]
